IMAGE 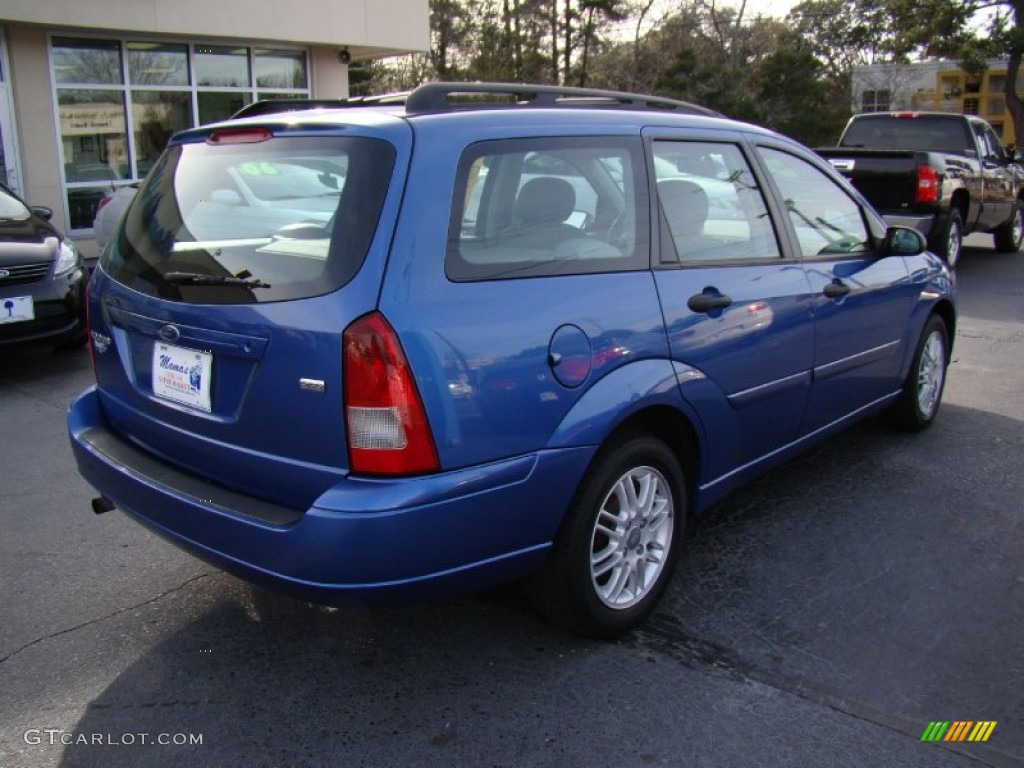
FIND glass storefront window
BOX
[255,49,307,89]
[58,89,128,182]
[53,37,122,85]
[128,42,189,86]
[195,45,250,87]
[197,91,252,125]
[132,91,191,176]
[51,37,309,231]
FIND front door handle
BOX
[687,291,733,313]
[823,280,851,299]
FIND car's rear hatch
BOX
[88,115,409,508]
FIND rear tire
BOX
[885,315,948,430]
[993,203,1024,253]
[530,434,686,639]
[930,210,963,268]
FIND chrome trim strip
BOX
[727,370,812,408]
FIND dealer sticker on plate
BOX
[152,342,213,412]
[0,296,34,324]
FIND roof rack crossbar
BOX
[231,92,410,120]
[403,82,718,117]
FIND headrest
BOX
[658,178,709,236]
[516,177,576,225]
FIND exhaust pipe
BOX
[91,496,116,515]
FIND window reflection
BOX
[53,38,122,85]
[196,45,250,87]
[255,49,307,89]
[198,92,252,125]
[128,42,189,86]
[132,91,191,176]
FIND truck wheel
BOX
[993,203,1024,253]
[930,210,963,268]
[530,434,685,639]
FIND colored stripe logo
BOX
[921,721,997,742]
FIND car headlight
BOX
[55,239,79,276]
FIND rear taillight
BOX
[916,165,940,205]
[95,195,112,214]
[343,312,439,476]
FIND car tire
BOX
[530,433,686,639]
[993,202,1024,253]
[930,210,963,268]
[885,315,949,431]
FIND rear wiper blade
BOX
[163,271,271,288]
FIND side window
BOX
[447,138,646,281]
[758,147,871,258]
[652,141,781,264]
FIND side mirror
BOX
[884,226,926,256]
[31,205,53,221]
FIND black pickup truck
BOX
[817,112,1024,267]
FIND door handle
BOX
[823,280,851,299]
[687,291,733,313]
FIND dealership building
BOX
[0,0,428,258]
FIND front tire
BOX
[885,315,949,430]
[531,434,686,639]
[993,203,1024,253]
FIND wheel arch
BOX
[547,359,705,511]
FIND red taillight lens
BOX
[95,194,112,214]
[916,165,940,205]
[343,312,439,476]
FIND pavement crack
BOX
[0,573,211,665]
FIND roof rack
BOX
[403,82,719,117]
[229,82,719,121]
[231,92,410,119]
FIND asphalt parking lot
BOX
[1,236,1021,768]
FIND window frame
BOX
[649,138,787,268]
[48,32,311,234]
[445,135,650,282]
[751,142,886,262]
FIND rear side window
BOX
[103,135,395,303]
[447,137,648,280]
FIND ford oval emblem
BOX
[159,324,181,342]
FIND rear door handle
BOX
[687,291,733,313]
[823,280,851,299]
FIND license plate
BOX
[0,296,34,324]
[152,342,213,412]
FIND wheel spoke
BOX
[592,548,624,577]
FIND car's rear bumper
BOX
[68,386,592,603]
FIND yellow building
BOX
[854,58,1020,145]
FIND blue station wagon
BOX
[68,83,955,637]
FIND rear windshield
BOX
[103,134,395,304]
[839,115,973,153]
